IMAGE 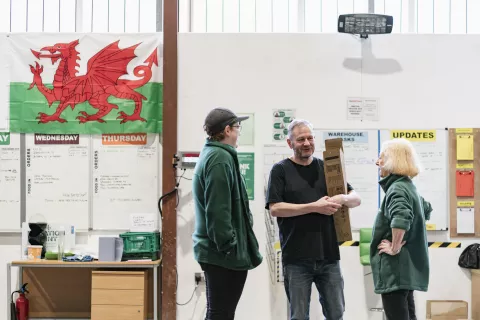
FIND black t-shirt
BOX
[265,157,353,264]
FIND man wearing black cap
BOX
[192,108,263,320]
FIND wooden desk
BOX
[7,259,161,320]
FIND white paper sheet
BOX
[130,213,157,232]
[347,97,379,121]
[457,208,475,234]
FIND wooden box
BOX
[323,138,352,241]
[426,300,468,320]
[91,270,147,320]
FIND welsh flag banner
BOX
[9,33,163,134]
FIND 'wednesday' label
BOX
[34,134,79,144]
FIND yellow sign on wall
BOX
[457,201,474,207]
[426,223,436,230]
[390,130,436,142]
[456,128,473,134]
[457,162,474,169]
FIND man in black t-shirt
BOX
[265,119,361,320]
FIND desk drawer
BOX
[91,305,144,320]
[92,288,145,305]
[91,270,147,320]
[92,271,146,290]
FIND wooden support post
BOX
[162,0,178,319]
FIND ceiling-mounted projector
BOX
[338,13,393,39]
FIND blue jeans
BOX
[283,260,344,320]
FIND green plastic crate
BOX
[120,231,161,254]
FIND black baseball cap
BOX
[204,108,249,135]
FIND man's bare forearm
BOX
[269,202,314,218]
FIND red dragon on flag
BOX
[28,39,158,124]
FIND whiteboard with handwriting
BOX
[379,129,448,231]
[25,134,90,230]
[0,133,161,233]
[92,133,159,230]
[0,133,21,230]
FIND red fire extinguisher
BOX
[10,283,29,320]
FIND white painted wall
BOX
[175,33,479,320]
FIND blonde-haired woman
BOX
[371,138,432,320]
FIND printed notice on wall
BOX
[0,133,21,230]
[238,152,255,200]
[130,213,157,232]
[92,133,159,230]
[25,134,90,230]
[347,97,379,121]
[272,109,296,142]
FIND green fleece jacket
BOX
[192,140,262,270]
[370,174,432,294]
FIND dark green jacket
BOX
[192,140,262,270]
[370,174,432,294]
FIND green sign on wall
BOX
[0,132,10,145]
[238,152,254,200]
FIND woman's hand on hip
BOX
[378,239,406,256]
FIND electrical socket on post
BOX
[194,272,205,286]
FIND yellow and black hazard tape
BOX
[338,241,461,248]
[338,241,359,246]
[428,241,461,248]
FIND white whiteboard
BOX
[92,133,159,230]
[25,134,90,230]
[379,129,448,231]
[0,133,21,230]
